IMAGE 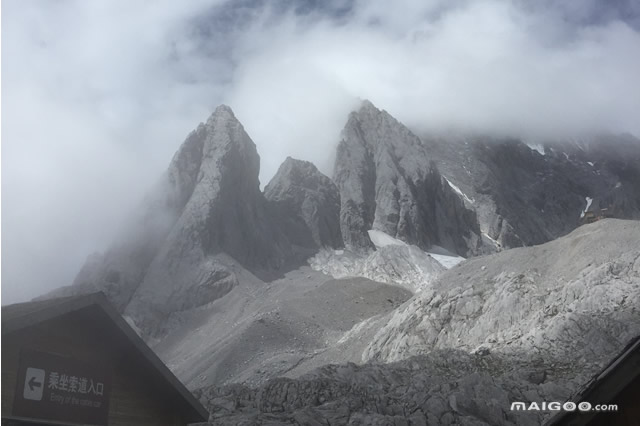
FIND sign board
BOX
[13,350,112,425]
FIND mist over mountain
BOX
[30,100,640,424]
[3,2,640,424]
[43,99,640,326]
[4,0,640,303]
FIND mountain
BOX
[154,268,412,389]
[39,100,640,425]
[196,219,640,425]
[365,219,640,364]
[58,101,640,326]
[264,157,343,250]
[420,132,640,247]
[51,105,294,334]
[199,350,575,426]
[334,101,484,256]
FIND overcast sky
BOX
[3,0,640,303]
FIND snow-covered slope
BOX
[427,245,466,269]
[367,229,406,248]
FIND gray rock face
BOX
[364,219,640,364]
[567,134,640,219]
[154,269,413,390]
[42,102,640,426]
[60,106,292,334]
[265,157,343,249]
[334,100,483,256]
[59,126,209,311]
[194,219,640,426]
[420,132,640,248]
[196,350,582,426]
[309,245,445,293]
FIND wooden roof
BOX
[2,292,209,423]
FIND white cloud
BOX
[227,0,640,159]
[3,0,639,302]
[2,0,225,303]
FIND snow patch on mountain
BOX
[580,196,593,218]
[367,229,464,270]
[443,177,474,205]
[334,100,483,256]
[367,230,407,248]
[309,244,445,293]
[526,142,546,155]
[427,246,466,269]
[482,232,501,248]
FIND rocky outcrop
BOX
[419,132,640,248]
[58,122,213,311]
[265,157,342,249]
[126,106,296,332]
[153,269,413,390]
[364,219,640,364]
[45,103,640,426]
[197,350,585,426]
[194,219,640,426]
[309,245,446,293]
[60,106,293,334]
[333,100,483,256]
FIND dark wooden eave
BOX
[2,292,209,423]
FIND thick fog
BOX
[3,0,640,303]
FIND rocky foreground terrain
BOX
[194,219,640,425]
[42,100,640,424]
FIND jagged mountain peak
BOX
[279,155,316,171]
[59,107,293,334]
[267,157,329,191]
[38,100,640,426]
[203,105,256,153]
[50,102,640,344]
[356,98,396,116]
[163,104,260,215]
[353,98,413,126]
[334,101,483,256]
[340,101,426,181]
[207,103,236,122]
[265,156,342,249]
[356,98,379,113]
[195,104,257,167]
[172,104,254,167]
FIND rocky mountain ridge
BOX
[334,101,484,257]
[265,157,343,250]
[196,219,640,425]
[364,219,640,364]
[51,105,296,334]
[53,100,504,334]
[420,131,640,247]
[39,100,640,425]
